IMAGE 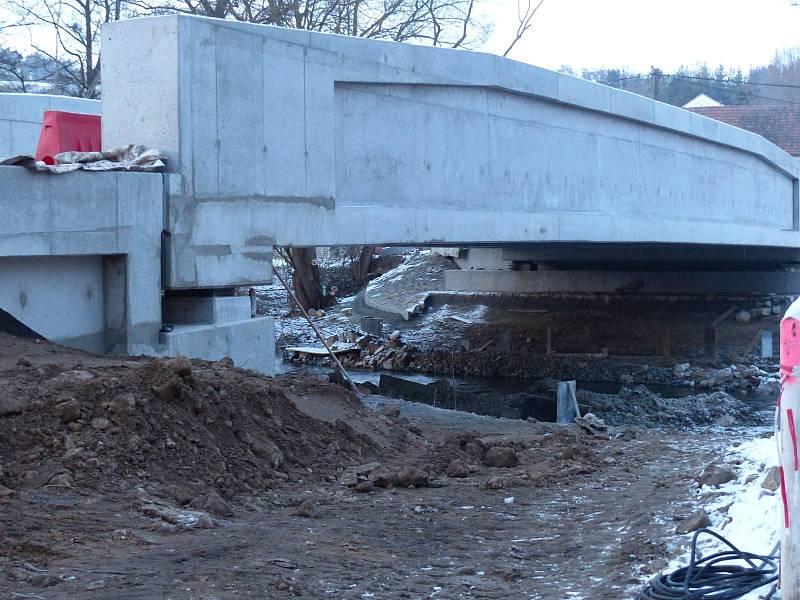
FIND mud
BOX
[0,336,762,599]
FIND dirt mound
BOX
[580,385,764,428]
[0,357,379,500]
[427,427,602,488]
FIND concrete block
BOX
[0,167,163,356]
[360,316,383,337]
[159,316,275,375]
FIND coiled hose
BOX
[638,528,779,600]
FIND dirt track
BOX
[0,336,752,599]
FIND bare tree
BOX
[7,0,133,97]
[129,0,488,48]
[503,0,544,58]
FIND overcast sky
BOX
[483,0,800,73]
[3,0,800,75]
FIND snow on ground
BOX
[666,432,781,599]
[400,303,489,347]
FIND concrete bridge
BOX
[3,14,800,374]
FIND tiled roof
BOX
[688,105,800,156]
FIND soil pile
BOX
[427,428,602,488]
[579,385,765,427]
[0,357,379,500]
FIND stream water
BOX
[276,356,775,420]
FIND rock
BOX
[0,394,27,416]
[356,335,371,349]
[715,415,736,427]
[396,352,412,368]
[63,447,84,460]
[484,446,519,468]
[714,368,734,385]
[293,500,316,518]
[249,438,284,470]
[673,363,690,377]
[53,397,81,423]
[342,308,353,316]
[383,407,401,419]
[676,508,711,534]
[108,392,136,415]
[354,480,374,493]
[0,483,14,498]
[325,334,339,347]
[390,330,402,340]
[762,466,781,492]
[152,379,180,402]
[164,357,193,378]
[759,307,772,317]
[696,464,737,488]
[352,461,381,475]
[48,472,73,487]
[734,310,752,324]
[485,476,504,490]
[7,567,61,587]
[757,379,781,397]
[317,309,326,317]
[91,417,112,431]
[395,467,429,488]
[370,467,397,488]
[307,308,317,318]
[16,357,32,367]
[189,491,234,517]
[86,580,107,591]
[339,471,359,487]
[445,459,470,478]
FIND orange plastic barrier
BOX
[34,110,101,165]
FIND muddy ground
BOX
[0,335,765,599]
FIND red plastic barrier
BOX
[34,111,101,165]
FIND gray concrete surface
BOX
[445,268,800,295]
[160,316,275,375]
[0,164,276,372]
[0,94,101,158]
[102,14,800,294]
[0,166,162,353]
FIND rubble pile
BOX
[426,429,602,489]
[0,358,379,500]
[579,385,765,428]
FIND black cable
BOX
[674,74,800,90]
[638,528,779,600]
[667,74,800,107]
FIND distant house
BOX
[688,103,800,157]
[682,93,724,109]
